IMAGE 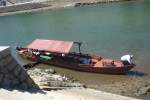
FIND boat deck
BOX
[93,59,124,68]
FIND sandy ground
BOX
[0,88,140,100]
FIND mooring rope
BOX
[23,61,40,69]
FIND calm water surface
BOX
[0,0,150,85]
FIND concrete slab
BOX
[0,88,141,100]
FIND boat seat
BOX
[113,60,124,67]
[102,59,114,67]
[94,61,103,67]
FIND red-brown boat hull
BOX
[17,48,134,74]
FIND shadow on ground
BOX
[127,71,146,77]
[0,87,46,94]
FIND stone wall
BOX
[0,46,38,89]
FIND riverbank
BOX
[0,66,141,100]
[23,66,150,100]
[85,75,150,100]
[0,0,134,16]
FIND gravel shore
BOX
[27,68,84,88]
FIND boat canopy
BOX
[27,39,74,54]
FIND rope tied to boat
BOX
[23,61,40,69]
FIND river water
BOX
[0,0,150,88]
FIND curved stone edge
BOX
[0,0,134,16]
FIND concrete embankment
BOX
[0,46,38,89]
[0,0,133,16]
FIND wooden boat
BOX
[16,39,135,74]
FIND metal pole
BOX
[74,42,82,54]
